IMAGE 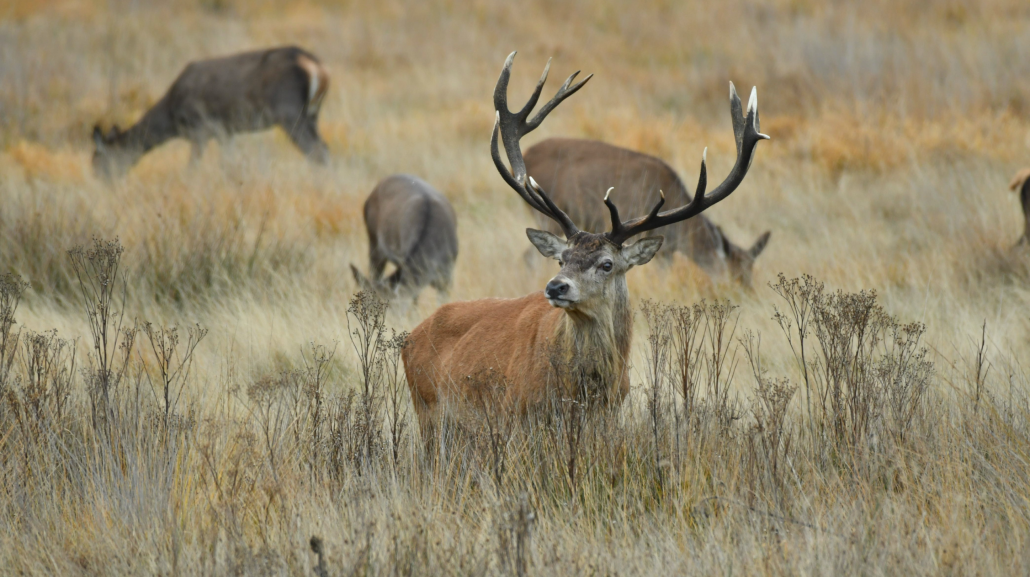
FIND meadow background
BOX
[1,0,1030,574]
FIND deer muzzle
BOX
[544,276,577,307]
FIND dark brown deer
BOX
[92,46,330,178]
[524,138,771,288]
[350,174,458,303]
[1010,168,1030,247]
[402,53,768,437]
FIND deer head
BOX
[492,53,769,314]
[91,124,139,179]
[349,264,412,302]
[723,229,772,290]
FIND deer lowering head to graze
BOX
[92,46,330,179]
[524,138,771,289]
[402,53,768,436]
[1010,168,1030,247]
[350,174,458,303]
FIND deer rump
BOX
[524,138,769,285]
[361,175,458,296]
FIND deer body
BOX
[402,53,767,436]
[1010,168,1030,246]
[351,175,458,302]
[92,46,330,177]
[403,277,632,422]
[524,138,770,287]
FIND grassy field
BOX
[2,0,1030,574]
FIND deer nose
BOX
[545,279,569,299]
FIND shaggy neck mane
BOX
[551,276,633,402]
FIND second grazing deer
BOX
[402,53,768,435]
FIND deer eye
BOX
[558,260,564,267]
[601,261,613,272]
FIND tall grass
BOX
[1,243,1028,573]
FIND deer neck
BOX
[551,277,632,400]
[117,97,177,158]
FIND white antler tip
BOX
[659,189,665,200]
[702,147,708,163]
[747,87,758,113]
[729,81,738,100]
[528,175,539,188]
[604,186,614,201]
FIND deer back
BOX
[523,138,769,284]
[524,138,690,234]
[166,46,322,131]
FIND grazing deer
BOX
[350,174,458,303]
[1010,168,1030,246]
[402,53,768,435]
[91,46,330,178]
[524,138,771,288]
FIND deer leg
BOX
[283,117,329,164]
[369,248,388,281]
[188,138,206,167]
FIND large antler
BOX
[491,52,592,238]
[605,82,770,246]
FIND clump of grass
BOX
[769,273,934,458]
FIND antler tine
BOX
[526,68,592,131]
[604,187,623,234]
[528,177,579,237]
[606,83,769,246]
[491,52,589,238]
[729,82,746,158]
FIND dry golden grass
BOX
[1,0,1030,574]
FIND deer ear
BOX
[526,229,567,260]
[748,231,771,259]
[621,236,663,266]
[92,125,106,149]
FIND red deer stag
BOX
[92,46,330,178]
[524,138,771,288]
[402,53,768,435]
[350,174,458,303]
[1010,168,1030,246]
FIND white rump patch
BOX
[308,74,319,104]
[297,55,325,115]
